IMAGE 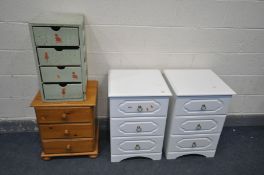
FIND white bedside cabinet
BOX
[163,69,236,159]
[108,69,172,162]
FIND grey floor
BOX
[0,126,264,175]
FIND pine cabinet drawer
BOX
[37,48,81,66]
[167,134,220,152]
[42,138,95,154]
[111,117,166,137]
[111,136,163,155]
[171,115,226,135]
[39,123,94,139]
[109,97,169,117]
[43,83,83,100]
[40,67,82,82]
[35,107,93,124]
[32,26,79,46]
[174,96,231,116]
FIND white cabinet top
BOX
[164,69,236,96]
[30,12,83,26]
[108,69,172,97]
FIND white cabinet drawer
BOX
[40,66,82,82]
[171,115,226,135]
[43,83,83,100]
[174,96,231,116]
[109,97,169,117]
[167,134,220,152]
[111,117,166,137]
[33,27,79,46]
[111,136,163,155]
[37,48,81,66]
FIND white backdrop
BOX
[0,0,264,120]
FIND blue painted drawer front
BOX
[43,83,83,100]
[33,27,79,46]
[40,67,82,82]
[37,48,81,66]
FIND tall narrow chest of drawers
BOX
[31,80,99,160]
[29,13,87,101]
[108,69,172,162]
[163,70,236,159]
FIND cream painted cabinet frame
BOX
[29,13,87,101]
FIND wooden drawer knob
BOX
[66,144,72,151]
[64,129,70,136]
[61,113,68,120]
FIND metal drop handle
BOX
[196,124,202,130]
[201,104,207,111]
[192,142,197,148]
[135,144,141,150]
[136,126,142,132]
[137,105,143,112]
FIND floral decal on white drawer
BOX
[119,100,161,114]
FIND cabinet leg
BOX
[42,156,51,161]
[89,154,98,159]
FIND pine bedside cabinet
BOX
[163,69,236,159]
[108,69,172,162]
[31,80,99,160]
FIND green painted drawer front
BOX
[33,27,79,46]
[37,48,81,66]
[40,67,82,82]
[43,83,83,100]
